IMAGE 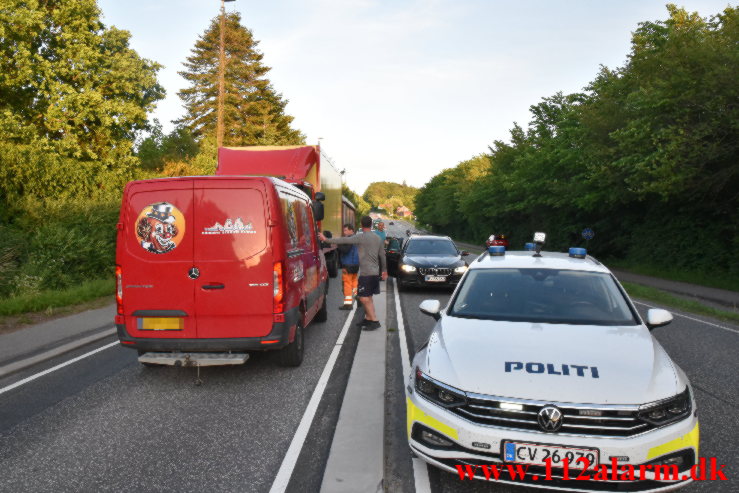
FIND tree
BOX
[136,120,199,171]
[342,184,370,220]
[178,13,304,146]
[0,0,164,204]
[362,181,419,210]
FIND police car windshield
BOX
[449,269,638,325]
[405,239,458,256]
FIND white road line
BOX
[633,301,739,335]
[0,341,119,396]
[269,305,356,493]
[394,281,432,493]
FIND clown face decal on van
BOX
[135,202,185,254]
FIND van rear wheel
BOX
[327,253,339,278]
[314,284,328,322]
[280,323,304,367]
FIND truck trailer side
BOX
[216,145,355,278]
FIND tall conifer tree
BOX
[178,13,304,146]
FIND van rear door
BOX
[121,179,196,339]
[192,178,272,338]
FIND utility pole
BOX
[217,0,236,149]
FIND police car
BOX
[407,233,698,491]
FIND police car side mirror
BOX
[646,308,672,330]
[419,300,441,321]
[461,250,470,256]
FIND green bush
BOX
[0,198,119,298]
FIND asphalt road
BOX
[0,278,363,493]
[0,217,736,492]
[382,217,739,492]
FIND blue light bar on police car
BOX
[524,243,535,251]
[488,246,505,256]
[569,247,587,259]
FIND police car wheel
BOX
[280,323,304,367]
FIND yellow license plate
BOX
[138,317,184,331]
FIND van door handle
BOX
[202,283,225,290]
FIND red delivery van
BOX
[114,175,329,367]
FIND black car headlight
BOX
[415,367,466,408]
[638,388,692,426]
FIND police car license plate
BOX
[425,275,446,282]
[503,441,599,468]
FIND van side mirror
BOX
[461,250,470,256]
[646,308,672,330]
[315,192,326,201]
[312,200,324,221]
[419,300,441,321]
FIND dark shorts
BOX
[357,275,380,297]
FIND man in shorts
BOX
[319,216,387,330]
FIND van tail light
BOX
[273,262,284,313]
[115,265,123,315]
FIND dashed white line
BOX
[0,340,119,396]
[394,281,432,493]
[632,301,739,335]
[268,305,356,493]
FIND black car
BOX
[395,235,469,290]
[385,236,404,276]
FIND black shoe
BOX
[355,318,369,328]
[362,320,381,331]
[339,304,353,310]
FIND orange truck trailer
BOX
[217,145,355,278]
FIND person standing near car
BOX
[319,216,387,330]
[374,221,388,245]
[337,223,359,310]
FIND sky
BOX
[98,0,732,193]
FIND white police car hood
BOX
[421,317,681,405]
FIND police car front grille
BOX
[418,267,452,276]
[452,397,653,437]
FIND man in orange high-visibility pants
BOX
[337,224,359,309]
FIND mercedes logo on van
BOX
[537,406,563,432]
[188,267,200,280]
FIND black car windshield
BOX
[449,269,638,325]
[405,239,458,256]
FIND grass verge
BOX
[0,278,114,317]
[622,281,739,324]
[608,261,739,292]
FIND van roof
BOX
[125,175,313,202]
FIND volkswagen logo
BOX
[188,267,200,280]
[537,406,563,432]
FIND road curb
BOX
[0,328,117,380]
